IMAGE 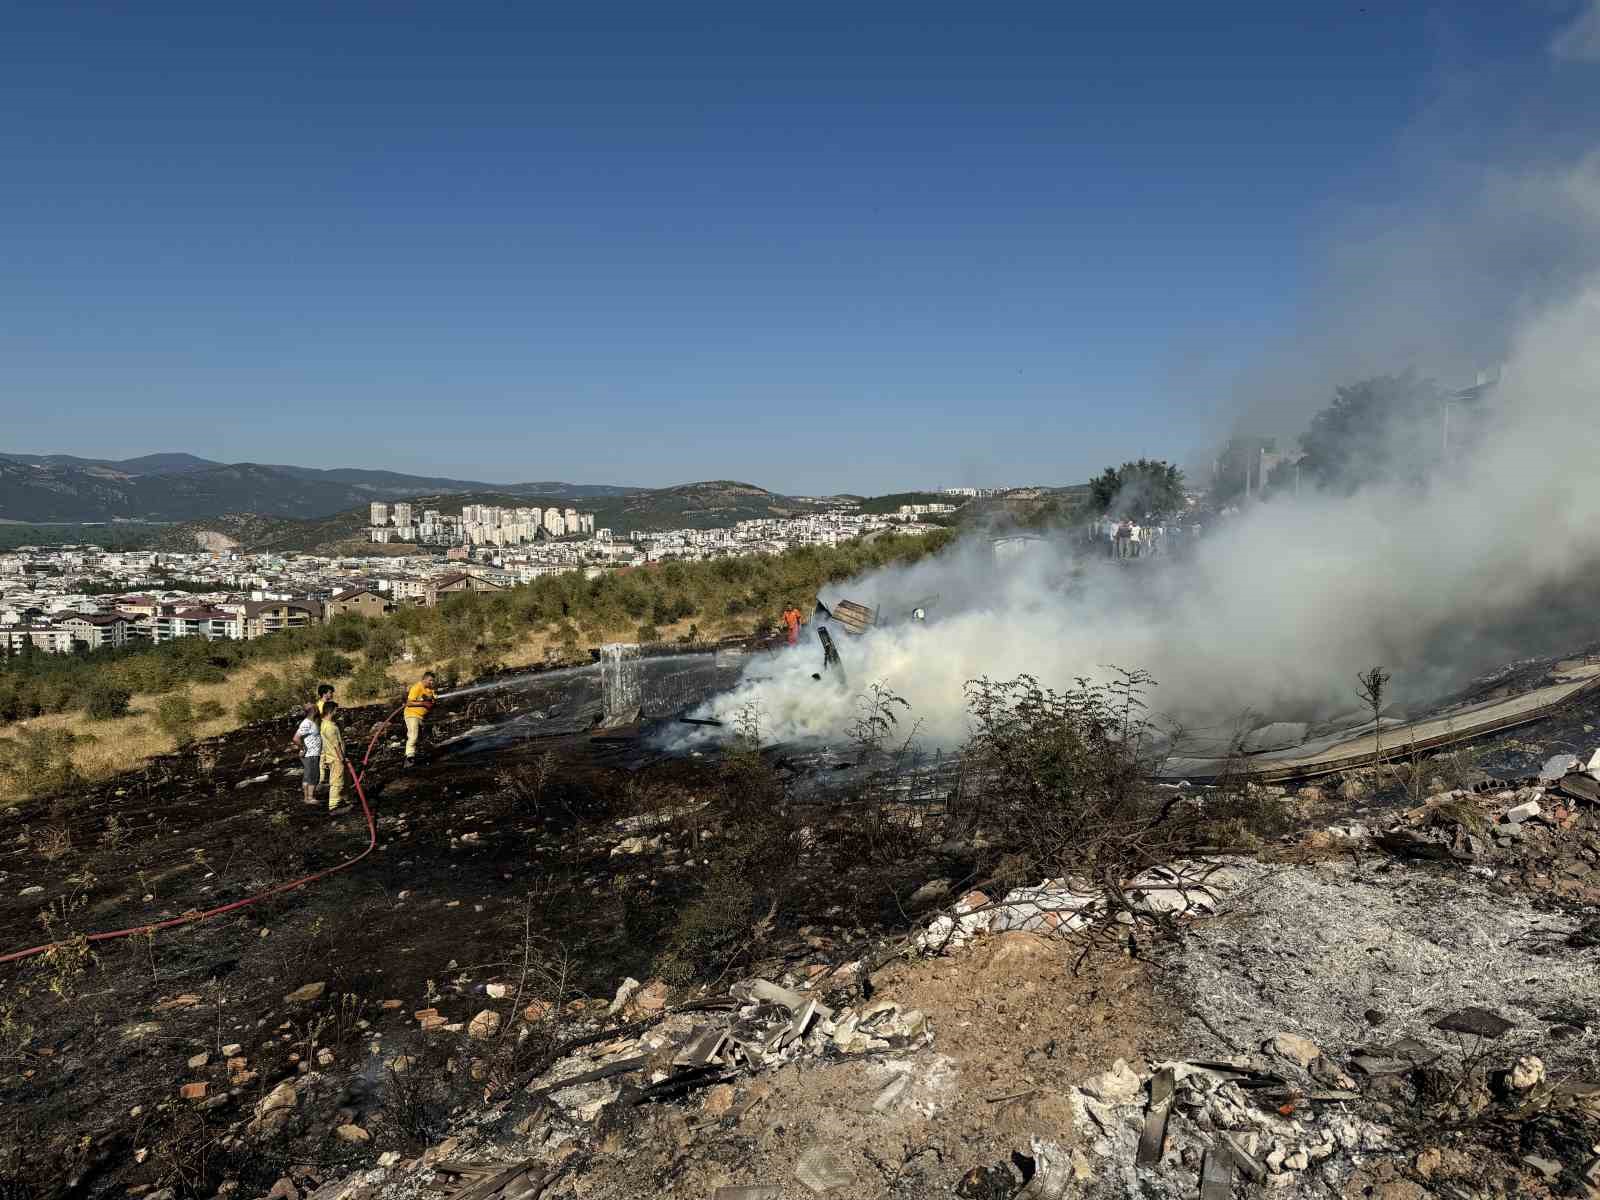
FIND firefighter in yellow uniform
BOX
[403,671,437,768]
[319,701,347,812]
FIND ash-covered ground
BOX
[2,643,1599,1200]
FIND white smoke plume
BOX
[689,154,1600,749]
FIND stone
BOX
[315,1048,335,1067]
[1509,1055,1545,1090]
[221,1043,242,1056]
[283,982,326,1004]
[257,1080,298,1116]
[1269,1033,1322,1068]
[179,1082,207,1100]
[1433,1007,1515,1039]
[468,1010,502,1040]
[908,878,952,907]
[1524,1155,1561,1179]
[522,999,552,1023]
[486,983,510,999]
[1079,1058,1142,1105]
[266,1179,299,1200]
[186,1052,210,1069]
[19,886,43,896]
[334,1124,370,1144]
[377,1151,401,1168]
[1505,801,1542,825]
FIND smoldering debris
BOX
[685,218,1600,750]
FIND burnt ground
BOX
[0,650,967,1197]
[1,649,1599,1199]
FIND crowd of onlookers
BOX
[1085,515,1202,559]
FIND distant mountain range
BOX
[0,452,638,523]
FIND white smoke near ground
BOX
[685,153,1600,750]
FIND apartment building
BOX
[325,588,392,620]
[55,612,132,650]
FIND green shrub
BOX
[237,670,317,724]
[155,693,197,747]
[347,658,397,701]
[329,618,368,652]
[82,682,133,721]
[311,649,355,679]
[0,729,83,801]
[635,624,660,644]
[363,622,404,664]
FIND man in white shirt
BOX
[290,704,323,805]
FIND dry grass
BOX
[6,654,316,792]
[6,614,718,795]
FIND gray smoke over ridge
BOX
[687,153,1600,748]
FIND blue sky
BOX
[4,3,1598,493]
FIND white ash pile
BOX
[1160,858,1599,1079]
[913,861,1244,954]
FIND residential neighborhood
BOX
[0,501,942,654]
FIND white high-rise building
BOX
[392,502,413,528]
[370,502,389,527]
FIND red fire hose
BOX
[0,705,408,967]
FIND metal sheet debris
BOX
[829,599,875,635]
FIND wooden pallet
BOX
[830,599,875,636]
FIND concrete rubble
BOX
[913,861,1244,953]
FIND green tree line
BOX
[0,530,952,727]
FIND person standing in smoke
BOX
[782,602,803,646]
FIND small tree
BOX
[155,692,197,748]
[311,649,354,679]
[1356,666,1391,777]
[82,682,133,721]
[1089,459,1186,518]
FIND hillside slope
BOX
[0,455,637,523]
[168,482,837,552]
